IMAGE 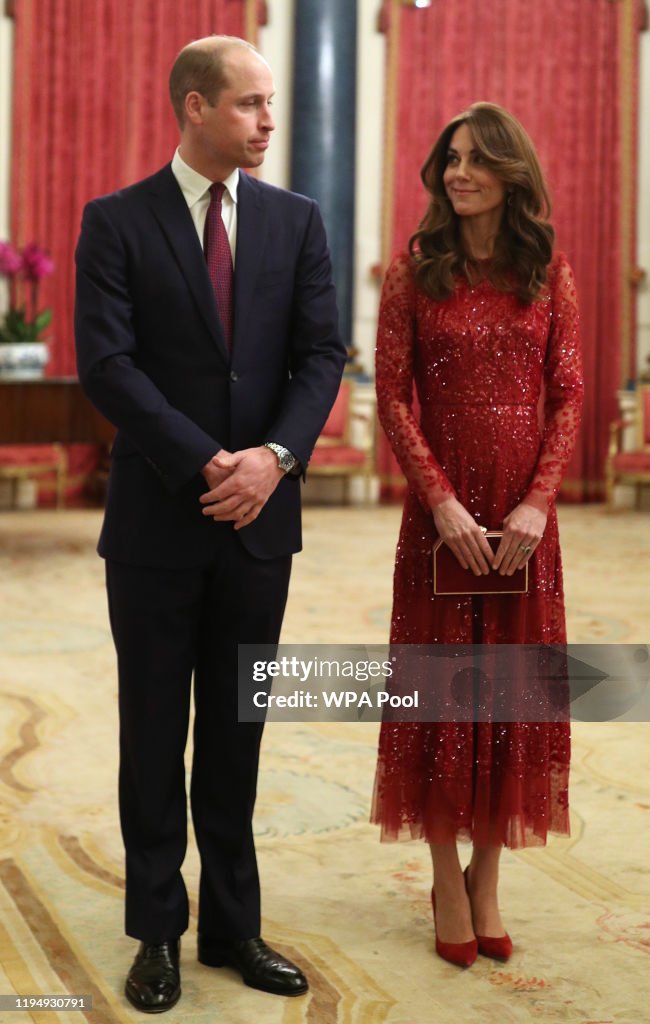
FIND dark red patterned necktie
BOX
[204,182,233,348]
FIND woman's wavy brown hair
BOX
[409,102,554,304]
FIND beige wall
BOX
[0,4,647,378]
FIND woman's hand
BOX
[432,496,494,575]
[493,502,547,575]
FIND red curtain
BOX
[377,0,641,502]
[10,0,251,378]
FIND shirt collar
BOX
[171,148,239,207]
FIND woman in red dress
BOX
[371,103,583,967]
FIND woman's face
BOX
[443,123,506,222]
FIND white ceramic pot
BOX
[0,341,50,379]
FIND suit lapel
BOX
[233,172,267,355]
[146,165,229,362]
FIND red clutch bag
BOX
[432,532,528,595]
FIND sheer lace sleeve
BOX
[375,253,456,508]
[524,254,584,511]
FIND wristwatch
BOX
[263,441,298,474]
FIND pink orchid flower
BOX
[0,241,23,276]
[21,243,55,282]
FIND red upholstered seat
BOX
[0,444,67,508]
[0,444,63,466]
[308,380,375,502]
[309,445,366,468]
[611,452,650,472]
[606,385,650,510]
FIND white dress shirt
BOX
[171,148,238,264]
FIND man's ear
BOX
[184,91,205,126]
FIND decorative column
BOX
[290,0,357,346]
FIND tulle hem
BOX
[370,761,570,850]
[370,815,570,850]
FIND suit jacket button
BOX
[230,370,239,382]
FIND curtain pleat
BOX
[11,0,250,378]
[378,0,640,502]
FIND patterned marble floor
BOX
[0,505,648,1024]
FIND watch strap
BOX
[263,441,298,473]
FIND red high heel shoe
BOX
[463,867,513,962]
[431,888,478,968]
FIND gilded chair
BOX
[308,380,375,502]
[606,385,650,510]
[0,443,67,508]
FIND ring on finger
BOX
[518,544,532,554]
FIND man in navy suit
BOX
[75,35,345,1013]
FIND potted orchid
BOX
[0,241,54,379]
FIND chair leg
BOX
[364,470,373,505]
[605,468,616,513]
[54,444,67,509]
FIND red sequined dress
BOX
[371,251,583,848]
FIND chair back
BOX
[641,386,650,449]
[319,380,351,445]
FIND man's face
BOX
[199,50,275,176]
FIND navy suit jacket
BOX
[75,165,345,567]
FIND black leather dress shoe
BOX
[125,940,181,1013]
[198,936,308,996]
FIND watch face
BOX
[279,451,296,472]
